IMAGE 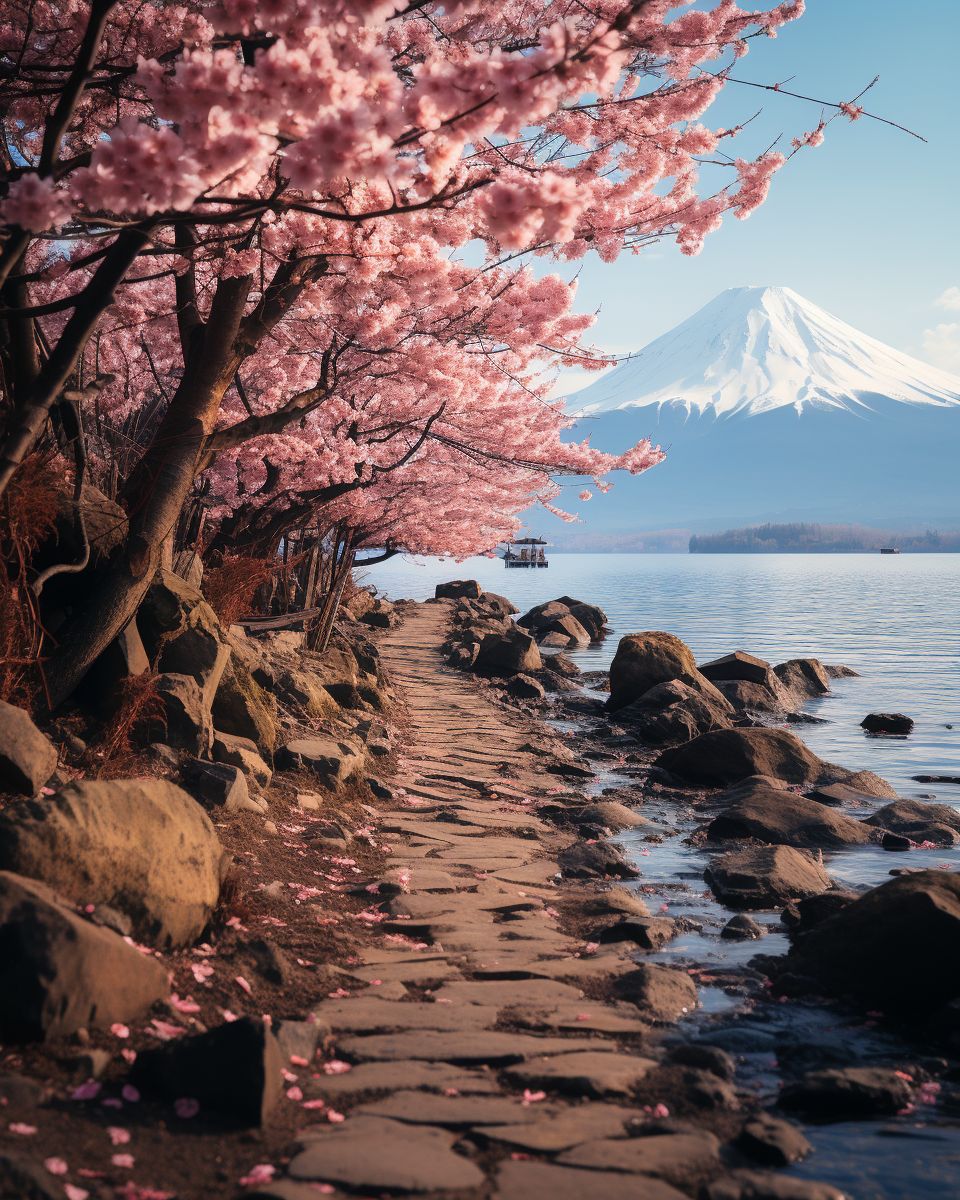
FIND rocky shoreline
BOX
[0,574,957,1198]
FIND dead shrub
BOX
[0,453,63,710]
[92,672,167,775]
[203,554,275,626]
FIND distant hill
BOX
[689,523,960,553]
[550,286,960,537]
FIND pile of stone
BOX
[0,560,396,1067]
[436,583,601,705]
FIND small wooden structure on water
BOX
[880,547,901,555]
[502,536,549,568]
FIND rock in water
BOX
[779,1067,912,1118]
[0,779,225,948]
[706,780,873,848]
[700,651,772,685]
[0,701,57,796]
[615,679,732,746]
[863,798,960,846]
[0,871,168,1041]
[613,963,698,1021]
[473,628,542,677]
[737,1113,812,1167]
[705,846,832,909]
[558,842,639,880]
[861,712,914,735]
[654,728,828,788]
[435,580,481,600]
[722,913,765,940]
[782,869,960,1016]
[607,631,698,711]
[132,1017,282,1125]
[773,658,831,698]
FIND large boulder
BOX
[607,632,699,711]
[774,658,831,699]
[861,712,914,735]
[132,1017,282,1125]
[435,580,481,600]
[783,870,960,1016]
[706,780,873,849]
[615,678,733,746]
[518,600,572,631]
[0,702,57,796]
[537,613,591,646]
[654,728,829,788]
[181,758,248,814]
[705,846,832,909]
[138,569,205,655]
[276,736,364,786]
[0,779,225,948]
[567,602,608,640]
[148,672,212,755]
[43,482,127,568]
[506,673,546,701]
[157,604,229,708]
[714,677,792,716]
[0,871,168,1041]
[474,628,542,677]
[212,661,278,755]
[212,730,272,788]
[479,591,519,616]
[700,651,772,685]
[864,798,960,846]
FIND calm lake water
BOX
[368,553,960,801]
[368,552,960,1197]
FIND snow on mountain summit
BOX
[570,285,960,418]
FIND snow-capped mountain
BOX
[554,287,960,538]
[571,285,960,419]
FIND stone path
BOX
[276,603,710,1198]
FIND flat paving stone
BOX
[304,1060,501,1098]
[559,1130,721,1184]
[432,978,583,1006]
[289,1116,484,1191]
[346,959,463,984]
[495,1160,689,1200]
[315,998,500,1033]
[482,1103,637,1152]
[493,862,563,886]
[505,1050,658,1098]
[511,1002,649,1035]
[336,1031,599,1064]
[384,868,459,891]
[357,1089,543,1127]
[468,951,633,981]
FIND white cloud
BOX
[921,322,960,372]
[935,286,960,311]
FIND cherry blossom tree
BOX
[0,0,840,702]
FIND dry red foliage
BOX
[91,672,166,775]
[0,453,62,709]
[203,554,275,626]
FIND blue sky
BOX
[556,0,960,390]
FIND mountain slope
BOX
[552,287,960,540]
[571,285,960,418]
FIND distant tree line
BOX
[689,523,960,553]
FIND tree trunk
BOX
[42,276,252,707]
